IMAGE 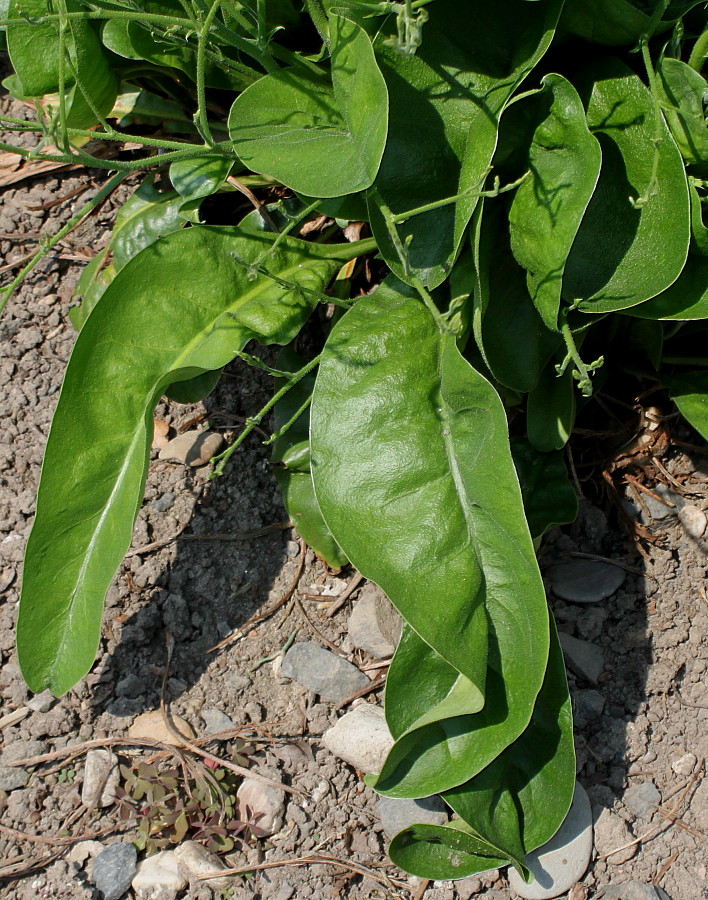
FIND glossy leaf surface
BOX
[509,74,601,330]
[563,60,690,313]
[312,279,549,796]
[656,56,708,169]
[527,363,576,452]
[368,0,562,288]
[18,227,358,695]
[169,156,234,203]
[228,13,387,197]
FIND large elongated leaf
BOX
[19,227,362,696]
[311,278,550,796]
[508,74,602,331]
[656,56,708,170]
[228,12,387,197]
[666,371,708,440]
[563,60,690,313]
[368,0,562,289]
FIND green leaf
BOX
[510,438,578,539]
[101,0,250,91]
[311,278,550,796]
[71,179,186,330]
[527,362,576,452]
[472,200,561,393]
[656,56,708,170]
[508,74,602,331]
[563,60,691,314]
[626,256,708,320]
[18,226,360,695]
[665,371,708,440]
[389,819,509,881]
[389,618,573,879]
[271,349,348,569]
[442,618,574,869]
[7,0,117,128]
[228,12,388,197]
[165,369,222,403]
[559,0,698,45]
[169,156,234,203]
[368,0,563,289]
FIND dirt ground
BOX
[1,92,707,900]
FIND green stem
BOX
[559,319,603,397]
[0,171,127,318]
[391,171,530,224]
[196,0,222,146]
[253,199,321,266]
[688,26,708,72]
[265,393,312,445]
[211,354,322,477]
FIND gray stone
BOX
[151,492,175,513]
[548,559,626,604]
[281,641,369,704]
[593,806,637,865]
[323,703,394,774]
[678,504,707,540]
[82,749,120,809]
[132,849,186,893]
[25,690,56,713]
[174,841,230,890]
[559,633,605,684]
[636,483,681,523]
[201,707,234,735]
[115,673,144,699]
[91,842,137,900]
[237,777,285,835]
[573,689,605,728]
[223,672,251,694]
[671,751,697,776]
[348,585,401,658]
[0,739,47,790]
[377,795,448,839]
[158,430,224,467]
[507,782,592,900]
[623,782,660,820]
[603,882,662,900]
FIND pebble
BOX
[132,849,186,893]
[0,739,48,790]
[678,504,707,540]
[201,707,234,735]
[127,709,195,746]
[281,641,369,704]
[573,689,605,728]
[377,794,448,838]
[636,484,681,522]
[671,751,697,776]
[508,782,592,899]
[91,842,137,900]
[25,689,56,713]
[559,634,605,684]
[547,559,626,604]
[623,781,660,820]
[115,673,144,699]
[223,672,251,694]
[603,882,663,900]
[151,491,175,513]
[151,418,170,450]
[174,841,231,890]
[237,777,286,835]
[68,840,104,866]
[82,748,120,809]
[592,806,637,865]
[323,703,394,774]
[347,586,401,658]
[158,430,224,467]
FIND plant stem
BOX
[0,171,127,318]
[559,319,603,397]
[688,26,708,72]
[265,393,312,445]
[391,171,530,224]
[196,0,222,146]
[211,354,322,476]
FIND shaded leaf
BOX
[665,371,708,440]
[527,362,576,452]
[510,437,578,539]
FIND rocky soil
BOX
[1,92,707,900]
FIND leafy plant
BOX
[2,0,707,885]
